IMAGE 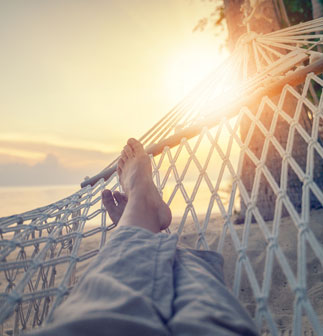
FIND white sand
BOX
[1,209,322,335]
[170,209,323,334]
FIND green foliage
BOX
[283,0,313,26]
[193,0,225,33]
[194,0,316,34]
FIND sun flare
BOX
[165,43,229,103]
[164,42,245,122]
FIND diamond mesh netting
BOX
[0,18,323,336]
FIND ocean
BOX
[0,185,79,218]
[0,181,239,219]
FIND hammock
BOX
[0,17,322,336]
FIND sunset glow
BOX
[165,45,229,102]
[0,0,228,188]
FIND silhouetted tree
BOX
[194,0,322,222]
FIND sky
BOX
[0,0,228,186]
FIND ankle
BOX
[119,201,161,233]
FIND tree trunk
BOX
[311,0,323,19]
[224,0,280,52]
[312,0,323,53]
[223,0,322,223]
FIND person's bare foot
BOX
[115,138,172,233]
[102,189,172,232]
[102,190,127,224]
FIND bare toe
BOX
[117,167,122,178]
[113,191,128,205]
[127,138,144,155]
[102,189,124,224]
[123,145,133,158]
[102,189,115,211]
[117,159,125,180]
[118,157,125,169]
[121,150,128,161]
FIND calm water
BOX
[0,181,239,219]
[0,185,79,218]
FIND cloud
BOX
[0,153,99,186]
[0,139,120,186]
[0,139,118,168]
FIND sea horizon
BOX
[0,179,238,219]
[0,184,79,218]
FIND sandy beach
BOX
[1,208,322,335]
[69,208,323,334]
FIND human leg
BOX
[28,227,178,336]
[103,202,259,335]
[102,139,259,335]
[27,139,176,336]
[115,138,171,233]
[167,248,259,336]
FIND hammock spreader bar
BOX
[81,57,323,189]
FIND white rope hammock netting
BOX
[0,17,323,336]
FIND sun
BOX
[164,41,229,104]
[163,40,245,123]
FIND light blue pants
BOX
[28,226,259,336]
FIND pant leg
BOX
[27,226,179,336]
[167,247,259,336]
